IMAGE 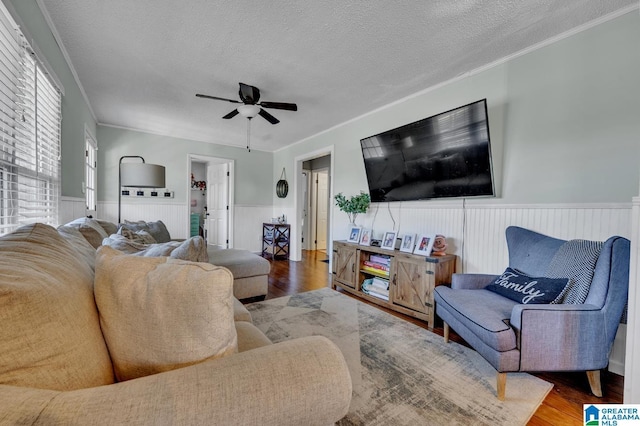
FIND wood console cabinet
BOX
[262,223,290,259]
[332,240,455,329]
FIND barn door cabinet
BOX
[332,240,455,329]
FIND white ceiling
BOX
[39,0,636,152]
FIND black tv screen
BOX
[360,99,495,202]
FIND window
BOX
[85,130,97,214]
[0,5,61,235]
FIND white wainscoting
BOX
[462,203,632,274]
[365,202,631,273]
[60,197,86,224]
[96,201,273,252]
[97,201,189,239]
[234,204,277,252]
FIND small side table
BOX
[262,223,290,260]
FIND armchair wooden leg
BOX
[586,370,603,397]
[443,322,450,343]
[497,372,506,401]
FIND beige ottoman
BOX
[207,247,270,299]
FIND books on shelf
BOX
[361,265,390,276]
[369,254,391,266]
[363,260,389,272]
[362,255,391,277]
[361,277,389,301]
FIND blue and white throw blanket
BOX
[545,239,603,305]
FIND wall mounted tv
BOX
[360,99,495,203]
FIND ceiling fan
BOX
[196,82,297,125]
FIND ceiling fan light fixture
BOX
[237,104,260,118]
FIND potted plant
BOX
[334,191,371,225]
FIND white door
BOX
[313,169,329,251]
[301,171,310,250]
[207,162,229,248]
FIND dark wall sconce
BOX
[276,167,288,198]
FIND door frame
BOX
[187,154,235,247]
[292,146,334,262]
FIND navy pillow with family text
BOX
[486,267,570,304]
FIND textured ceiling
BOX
[39,0,636,152]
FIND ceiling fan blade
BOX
[258,108,280,125]
[196,93,241,104]
[238,83,260,104]
[222,109,239,119]
[259,101,297,111]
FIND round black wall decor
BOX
[276,168,289,198]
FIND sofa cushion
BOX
[207,247,270,278]
[94,246,237,381]
[434,286,518,352]
[0,223,114,391]
[121,220,171,243]
[233,298,253,322]
[102,235,208,262]
[485,267,570,304]
[235,321,272,352]
[65,217,109,248]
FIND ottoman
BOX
[207,247,271,299]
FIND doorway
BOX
[293,148,334,261]
[187,155,235,248]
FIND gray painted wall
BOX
[6,0,97,199]
[274,11,640,212]
[97,125,273,205]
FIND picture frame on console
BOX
[399,234,416,253]
[414,234,435,256]
[381,231,397,250]
[347,226,362,243]
[359,228,372,246]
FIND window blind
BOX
[0,6,61,234]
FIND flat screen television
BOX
[360,99,495,203]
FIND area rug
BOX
[246,288,552,426]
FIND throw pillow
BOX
[121,220,171,243]
[0,224,114,391]
[486,267,570,304]
[170,236,209,262]
[95,219,118,236]
[65,217,109,248]
[117,226,157,244]
[544,239,604,304]
[94,246,237,381]
[102,235,208,262]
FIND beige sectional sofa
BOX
[69,217,271,299]
[0,223,352,425]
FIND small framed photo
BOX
[414,234,436,256]
[359,228,372,246]
[381,231,397,250]
[347,226,362,243]
[399,234,416,253]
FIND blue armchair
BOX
[434,226,630,400]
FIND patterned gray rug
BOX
[246,288,552,426]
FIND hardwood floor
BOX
[260,249,624,425]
